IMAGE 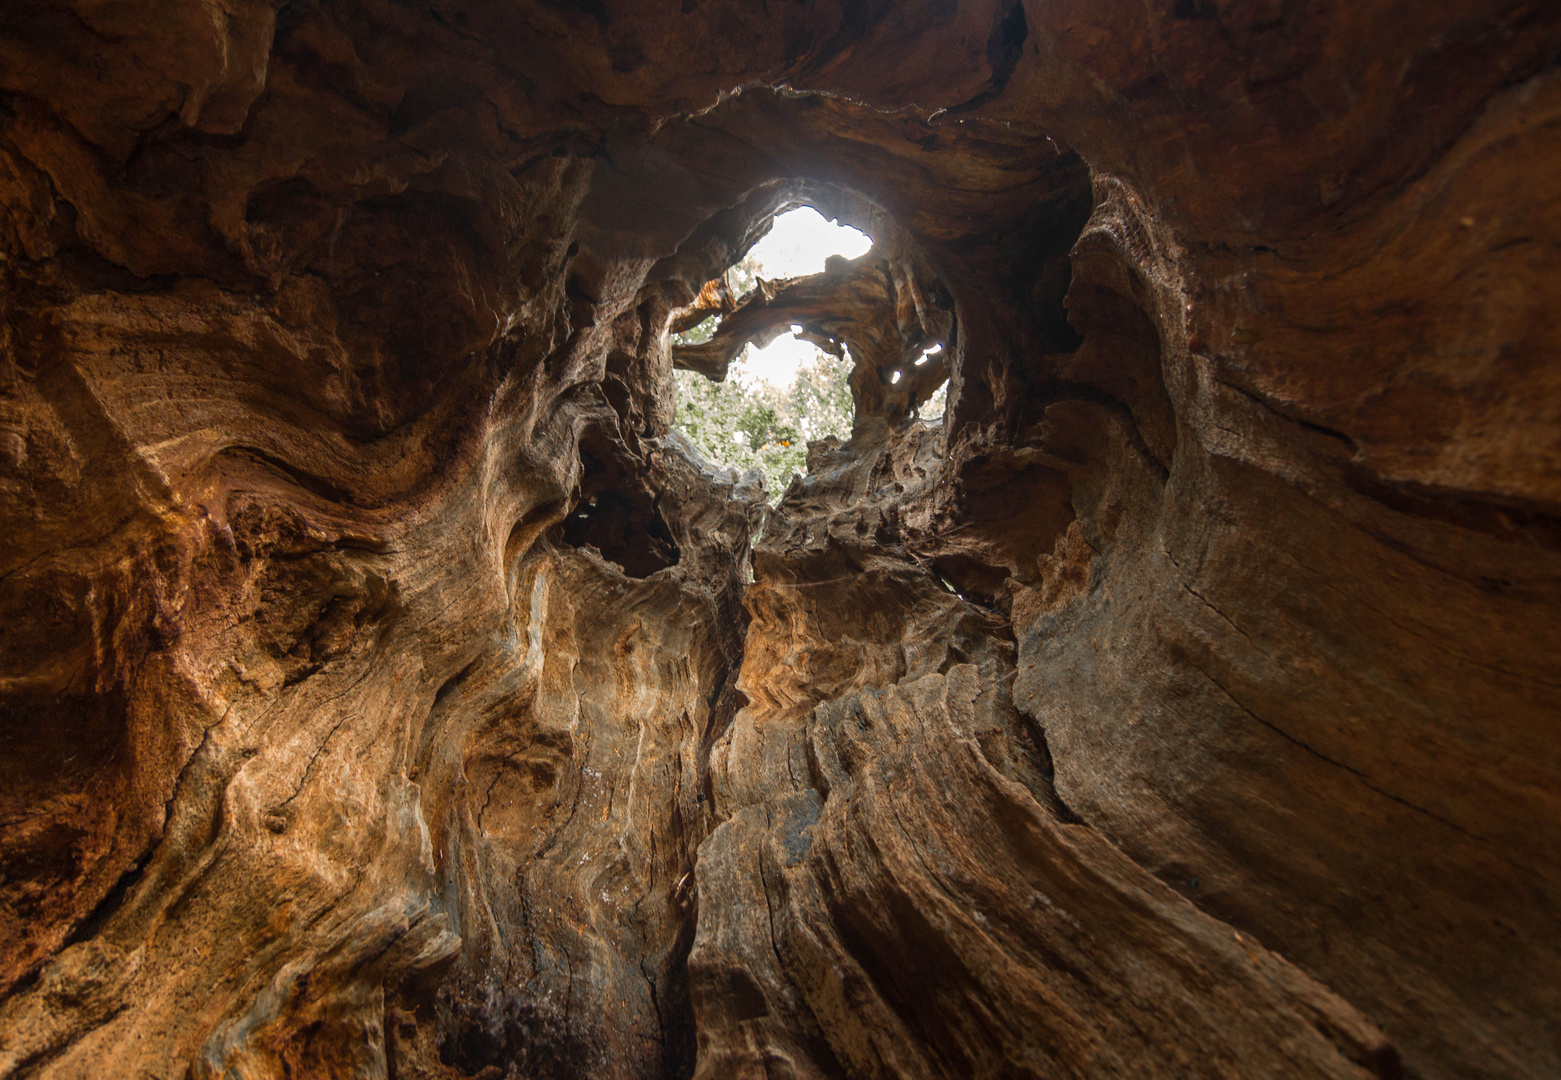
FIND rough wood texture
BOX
[1,2,1557,1078]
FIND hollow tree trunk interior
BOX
[0,2,1557,1078]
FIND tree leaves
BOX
[672,347,853,504]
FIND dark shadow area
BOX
[557,442,681,578]
[560,488,680,578]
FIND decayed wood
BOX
[0,2,1558,1078]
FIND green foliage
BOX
[672,346,854,503]
[735,403,798,452]
[671,332,954,503]
[672,315,718,346]
[787,353,855,438]
[669,250,956,503]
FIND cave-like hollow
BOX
[1,4,1559,1080]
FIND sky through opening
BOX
[672,206,944,503]
[741,208,871,388]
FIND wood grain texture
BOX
[0,2,1557,1077]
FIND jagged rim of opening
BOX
[663,184,957,495]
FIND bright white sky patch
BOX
[737,334,826,391]
[749,207,872,278]
[740,208,872,389]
